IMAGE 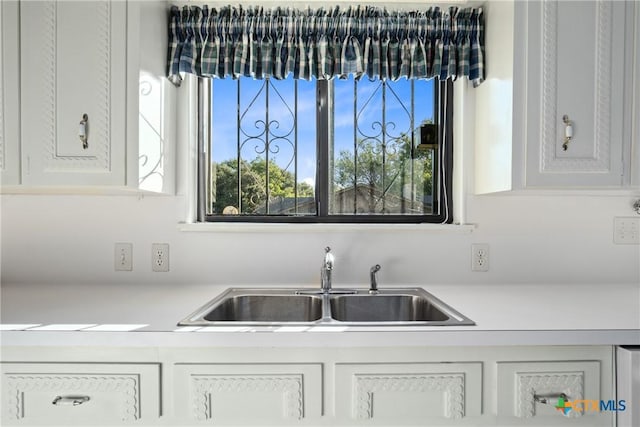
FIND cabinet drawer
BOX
[497,360,612,425]
[335,362,482,424]
[174,363,322,424]
[1,363,160,425]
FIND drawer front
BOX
[497,360,612,425]
[174,363,323,425]
[335,362,483,424]
[1,363,160,425]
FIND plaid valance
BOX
[167,5,485,86]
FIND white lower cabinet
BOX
[617,347,640,427]
[166,346,613,426]
[334,362,482,424]
[0,363,161,425]
[173,363,323,425]
[0,345,616,426]
[497,361,611,426]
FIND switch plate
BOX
[114,243,133,271]
[152,243,169,272]
[614,217,640,244]
[472,243,490,272]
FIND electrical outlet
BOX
[471,243,490,272]
[152,243,170,272]
[614,217,640,244]
[114,243,133,271]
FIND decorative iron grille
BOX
[331,77,437,215]
[205,75,447,222]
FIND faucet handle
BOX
[369,264,381,294]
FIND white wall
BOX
[1,191,638,286]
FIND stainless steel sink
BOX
[180,289,323,325]
[178,288,474,327]
[204,294,323,322]
[329,293,449,322]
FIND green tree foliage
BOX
[249,158,314,200]
[333,133,434,200]
[211,158,314,214]
[212,121,434,215]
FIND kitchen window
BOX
[198,75,453,223]
[167,5,484,223]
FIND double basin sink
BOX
[179,288,475,327]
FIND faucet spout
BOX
[321,247,334,291]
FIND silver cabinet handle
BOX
[79,113,89,149]
[52,395,90,406]
[562,115,573,151]
[534,392,567,405]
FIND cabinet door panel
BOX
[526,0,626,186]
[1,1,20,185]
[0,363,160,425]
[20,0,126,185]
[555,2,598,161]
[174,363,323,425]
[496,360,612,426]
[55,2,112,159]
[335,362,482,424]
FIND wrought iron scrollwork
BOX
[354,79,414,213]
[237,78,298,214]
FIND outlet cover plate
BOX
[614,217,640,245]
[152,243,170,272]
[471,243,490,272]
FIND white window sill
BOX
[177,222,476,234]
[0,185,171,196]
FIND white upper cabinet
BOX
[3,0,175,191]
[524,0,628,187]
[1,1,20,185]
[19,0,126,186]
[474,0,637,192]
[631,2,640,186]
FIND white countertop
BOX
[1,282,639,347]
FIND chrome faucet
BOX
[321,247,334,291]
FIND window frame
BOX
[197,78,454,224]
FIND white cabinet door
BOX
[0,362,160,425]
[631,3,640,186]
[497,360,612,426]
[174,363,323,425]
[1,1,20,185]
[334,362,482,425]
[20,0,126,186]
[524,0,628,187]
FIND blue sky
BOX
[211,76,435,188]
